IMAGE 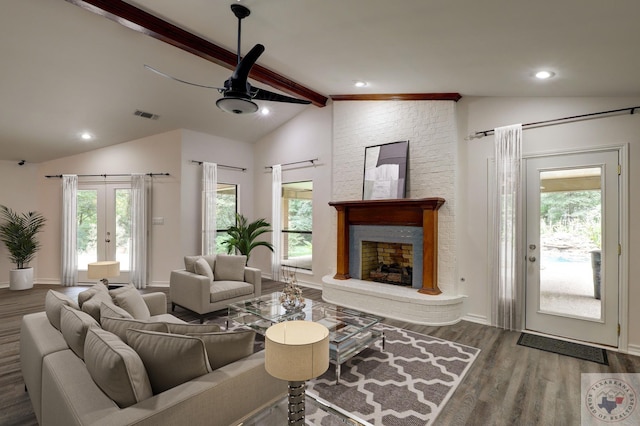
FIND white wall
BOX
[179,129,255,260]
[0,161,39,284]
[457,96,640,349]
[37,130,183,286]
[252,105,333,285]
[332,100,459,294]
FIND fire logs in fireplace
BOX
[369,263,413,286]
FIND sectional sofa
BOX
[20,284,287,426]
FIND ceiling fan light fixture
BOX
[216,97,259,114]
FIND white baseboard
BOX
[626,344,640,357]
[462,313,489,325]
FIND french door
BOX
[77,183,131,284]
[525,150,619,347]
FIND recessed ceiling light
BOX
[261,107,270,116]
[535,70,555,80]
[80,132,93,141]
[354,80,368,88]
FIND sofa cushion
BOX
[101,316,168,344]
[45,290,79,330]
[81,290,113,322]
[84,327,153,408]
[187,330,255,370]
[78,283,109,307]
[210,281,254,303]
[126,329,212,394]
[183,255,200,273]
[213,254,246,281]
[109,284,151,320]
[100,301,133,321]
[194,257,214,282]
[165,323,221,335]
[60,305,99,360]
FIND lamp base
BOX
[99,278,110,286]
[287,381,306,425]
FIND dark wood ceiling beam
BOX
[331,93,462,102]
[65,0,328,107]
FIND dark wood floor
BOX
[2,282,639,425]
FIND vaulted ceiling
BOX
[2,0,639,162]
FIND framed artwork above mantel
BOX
[362,140,409,200]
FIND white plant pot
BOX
[10,267,34,290]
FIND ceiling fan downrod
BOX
[230,4,251,65]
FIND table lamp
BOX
[265,321,329,425]
[87,261,120,287]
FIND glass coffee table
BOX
[237,392,373,425]
[227,292,384,384]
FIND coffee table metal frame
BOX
[227,292,384,384]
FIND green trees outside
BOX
[285,198,312,258]
[540,190,601,249]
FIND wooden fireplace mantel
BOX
[329,198,445,295]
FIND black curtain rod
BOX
[265,158,319,169]
[473,106,639,138]
[190,160,246,172]
[45,172,170,178]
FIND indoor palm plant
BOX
[0,205,46,290]
[223,213,274,264]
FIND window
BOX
[281,181,312,270]
[215,183,238,254]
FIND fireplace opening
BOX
[361,241,413,286]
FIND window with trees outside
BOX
[281,181,312,270]
[215,183,238,254]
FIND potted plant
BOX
[0,205,46,290]
[223,213,274,264]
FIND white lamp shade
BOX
[265,321,330,382]
[87,261,120,279]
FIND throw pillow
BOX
[84,327,153,408]
[100,301,133,321]
[78,283,109,308]
[187,330,255,370]
[126,329,212,394]
[60,305,99,360]
[81,290,113,322]
[101,316,168,345]
[165,323,221,335]
[109,284,151,320]
[213,254,246,281]
[194,257,214,282]
[202,255,216,272]
[184,255,200,273]
[45,290,79,330]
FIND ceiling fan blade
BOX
[231,44,265,87]
[252,87,311,105]
[144,65,224,91]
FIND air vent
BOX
[134,110,160,120]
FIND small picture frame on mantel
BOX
[362,140,409,200]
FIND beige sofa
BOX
[21,287,286,426]
[170,254,261,323]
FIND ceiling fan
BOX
[145,4,311,114]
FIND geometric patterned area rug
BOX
[517,333,608,365]
[306,324,480,425]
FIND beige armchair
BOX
[170,254,261,323]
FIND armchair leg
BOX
[171,302,175,312]
[199,315,205,324]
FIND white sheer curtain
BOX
[130,173,148,289]
[202,162,217,255]
[61,175,78,286]
[489,124,523,330]
[271,164,282,280]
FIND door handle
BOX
[528,256,536,262]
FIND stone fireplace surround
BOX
[323,198,465,325]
